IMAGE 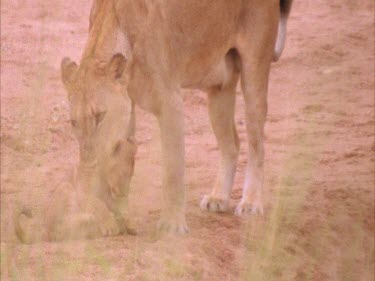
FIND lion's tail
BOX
[273,0,293,62]
[14,207,43,244]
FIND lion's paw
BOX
[115,216,138,236]
[234,199,264,216]
[200,195,229,213]
[99,214,120,236]
[157,215,189,234]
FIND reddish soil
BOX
[1,0,374,280]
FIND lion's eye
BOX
[95,111,106,127]
[112,140,122,155]
[71,119,78,128]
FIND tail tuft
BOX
[280,0,293,15]
[273,0,293,62]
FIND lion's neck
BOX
[82,0,131,62]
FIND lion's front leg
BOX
[156,93,188,234]
[109,195,137,235]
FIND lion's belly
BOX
[161,0,241,89]
[181,54,235,90]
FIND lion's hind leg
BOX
[200,55,240,213]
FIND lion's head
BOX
[61,53,136,197]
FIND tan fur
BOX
[61,0,292,233]
[15,132,137,243]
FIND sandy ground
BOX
[1,0,374,280]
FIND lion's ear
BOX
[107,53,127,80]
[61,57,78,86]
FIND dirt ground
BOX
[1,0,374,280]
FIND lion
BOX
[15,117,137,243]
[60,0,293,233]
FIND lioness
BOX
[15,116,137,243]
[61,0,293,233]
